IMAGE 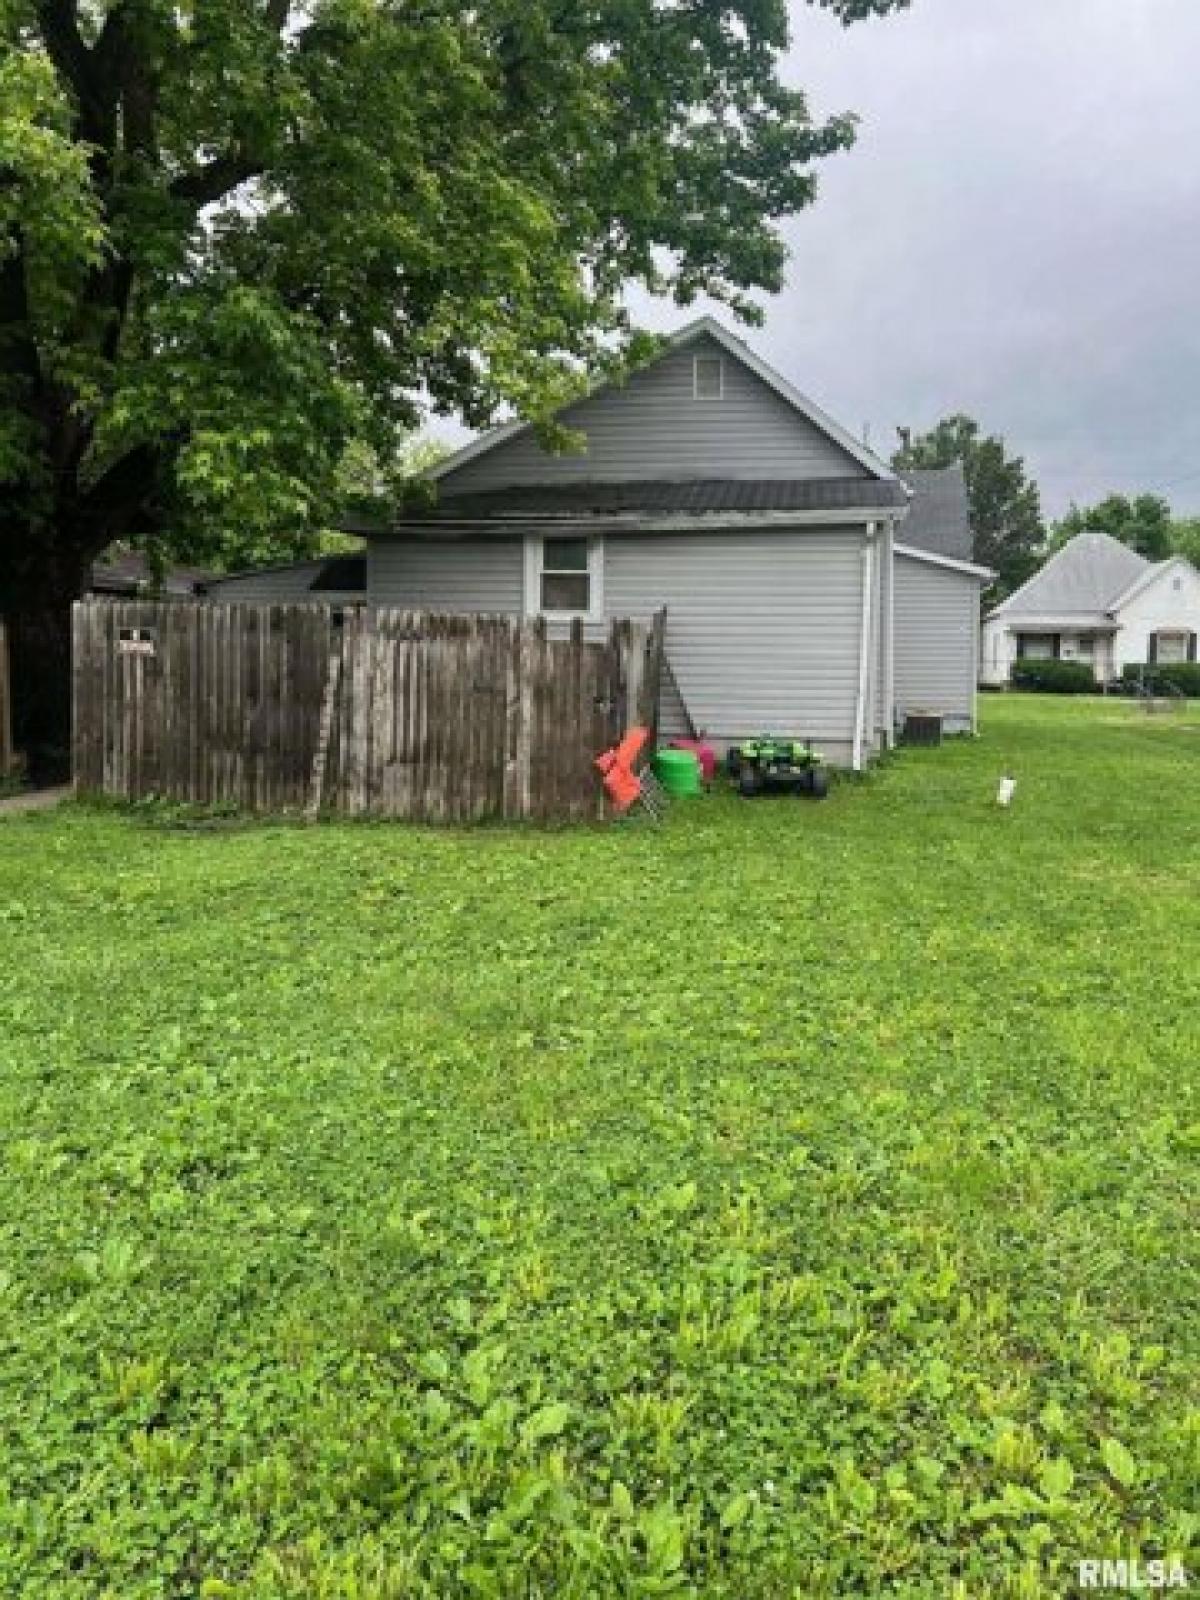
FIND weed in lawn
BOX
[0,697,1196,1596]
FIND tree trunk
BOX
[0,531,94,782]
[1,416,165,773]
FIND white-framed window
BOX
[1017,633,1055,661]
[693,353,724,400]
[524,534,603,620]
[1154,630,1190,665]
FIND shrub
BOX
[1120,662,1200,698]
[1011,658,1095,694]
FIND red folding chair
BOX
[594,726,668,820]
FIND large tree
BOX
[893,415,1044,599]
[1050,493,1174,561]
[1,0,905,761]
[1170,516,1200,567]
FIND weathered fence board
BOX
[72,601,664,822]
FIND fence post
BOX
[641,608,667,738]
[306,622,344,821]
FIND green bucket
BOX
[652,747,702,798]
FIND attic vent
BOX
[693,354,724,400]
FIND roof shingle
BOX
[401,476,907,524]
[989,532,1148,619]
[898,465,973,561]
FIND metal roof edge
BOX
[381,506,905,538]
[894,542,994,580]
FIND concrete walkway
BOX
[0,785,70,819]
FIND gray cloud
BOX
[755,0,1200,515]
[731,0,1200,516]
[440,0,1200,519]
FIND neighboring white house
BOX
[981,532,1200,686]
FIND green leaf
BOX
[1101,1437,1138,1487]
[720,1491,754,1531]
[1038,1457,1074,1499]
[445,1490,472,1523]
[521,1402,571,1446]
[611,1480,635,1521]
[639,1503,685,1575]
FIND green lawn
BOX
[1,697,1197,1598]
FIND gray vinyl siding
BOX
[443,335,868,492]
[604,528,869,757]
[894,554,981,732]
[363,525,875,764]
[203,562,363,608]
[658,663,693,742]
[368,538,524,613]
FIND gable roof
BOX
[987,532,1149,621]
[428,317,896,487]
[1106,555,1194,613]
[898,465,972,561]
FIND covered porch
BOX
[1014,623,1119,684]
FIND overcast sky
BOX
[440,0,1200,520]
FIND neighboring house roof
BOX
[1105,556,1187,613]
[987,532,1149,621]
[989,614,1119,632]
[91,551,212,596]
[427,316,897,487]
[402,477,907,524]
[898,465,973,561]
[894,542,994,581]
[199,553,367,595]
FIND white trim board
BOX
[427,317,897,486]
[389,507,910,539]
[894,542,995,581]
[522,532,605,623]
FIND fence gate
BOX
[72,602,664,823]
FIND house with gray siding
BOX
[206,319,992,764]
[892,465,986,735]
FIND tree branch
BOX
[169,150,262,209]
[0,229,40,386]
[35,0,92,95]
[79,439,164,535]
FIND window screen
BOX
[540,537,591,613]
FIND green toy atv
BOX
[726,736,829,800]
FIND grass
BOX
[0,696,1197,1598]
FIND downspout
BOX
[882,516,896,749]
[852,524,877,772]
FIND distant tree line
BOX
[892,418,1200,601]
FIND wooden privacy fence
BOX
[72,601,665,822]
